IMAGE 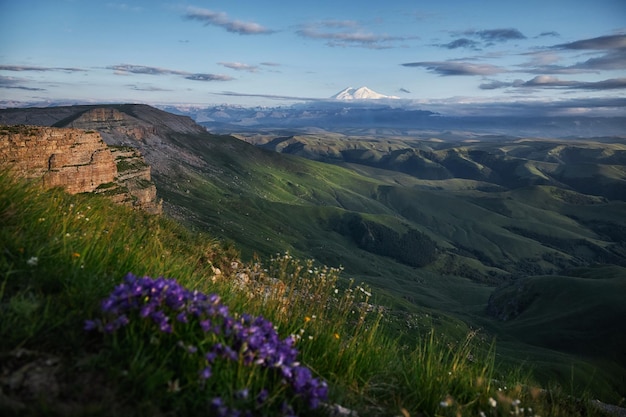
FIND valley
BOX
[1,104,625,404]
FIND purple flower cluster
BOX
[85,273,328,415]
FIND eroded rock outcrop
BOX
[63,108,158,143]
[0,125,161,214]
[108,146,161,213]
[0,125,115,194]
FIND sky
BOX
[1,0,625,116]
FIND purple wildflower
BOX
[139,304,154,318]
[86,273,329,415]
[200,366,212,379]
[199,319,212,332]
[256,389,269,405]
[211,397,229,417]
[205,351,217,363]
[176,312,188,323]
[235,388,249,400]
[84,319,99,331]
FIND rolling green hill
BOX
[2,104,625,404]
[3,171,619,416]
[241,133,626,201]
[485,266,626,401]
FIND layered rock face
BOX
[0,126,116,194]
[0,125,161,213]
[108,146,161,213]
[64,108,157,143]
[0,104,207,214]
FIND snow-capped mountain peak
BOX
[331,86,399,100]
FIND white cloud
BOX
[402,61,506,76]
[185,7,274,35]
[219,62,259,72]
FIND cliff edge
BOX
[0,125,161,213]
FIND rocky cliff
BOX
[108,145,161,213]
[0,104,205,143]
[0,125,161,213]
[62,107,158,144]
[0,104,214,182]
[0,125,116,194]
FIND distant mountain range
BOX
[3,89,625,138]
[158,99,626,139]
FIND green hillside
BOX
[4,172,617,416]
[156,130,626,282]
[488,266,626,360]
[145,127,626,404]
[1,105,625,413]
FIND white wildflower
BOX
[488,397,497,408]
[26,256,38,266]
[167,379,181,393]
[358,286,372,297]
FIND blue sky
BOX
[1,0,625,116]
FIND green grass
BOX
[158,131,625,284]
[143,130,626,405]
[0,171,613,416]
[485,267,626,403]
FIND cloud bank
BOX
[0,75,46,91]
[471,28,526,42]
[107,64,233,81]
[439,28,527,50]
[401,61,506,76]
[185,7,274,35]
[555,34,626,50]
[550,34,626,72]
[439,38,481,50]
[480,76,626,90]
[296,20,416,49]
[185,73,233,81]
[219,62,259,72]
[406,32,626,100]
[0,65,85,72]
[107,64,187,76]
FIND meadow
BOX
[0,171,613,416]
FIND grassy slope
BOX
[158,131,625,281]
[4,172,614,416]
[243,134,626,201]
[148,130,626,403]
[2,105,624,407]
[483,265,626,403]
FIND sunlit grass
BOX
[0,171,609,416]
